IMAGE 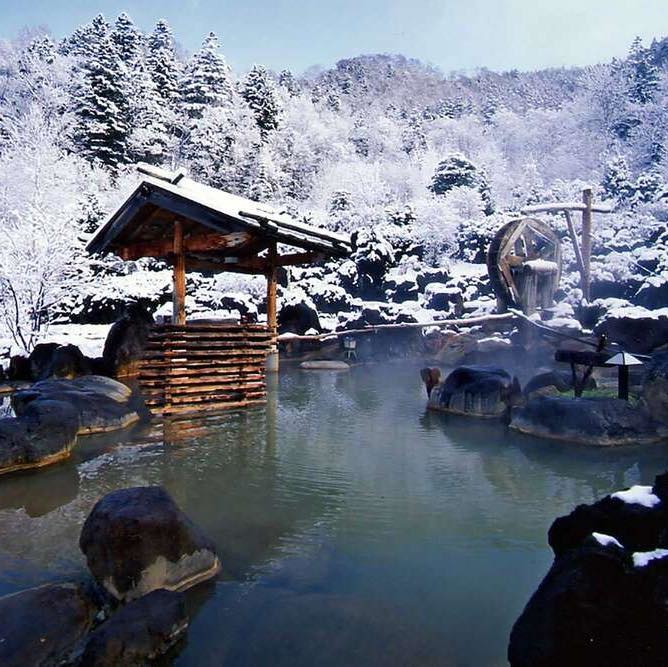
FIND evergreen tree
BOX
[180,32,234,120]
[627,37,660,105]
[60,13,108,59]
[146,20,180,103]
[241,65,281,135]
[71,18,131,169]
[278,69,299,97]
[429,154,493,213]
[602,155,634,203]
[632,171,664,205]
[111,12,143,67]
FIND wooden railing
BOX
[138,322,271,416]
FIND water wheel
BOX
[486,218,561,314]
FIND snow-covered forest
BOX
[1,12,668,354]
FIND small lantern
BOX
[605,352,643,400]
[343,336,357,360]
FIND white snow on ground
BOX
[601,305,668,321]
[592,532,624,549]
[544,317,583,333]
[632,549,668,568]
[611,485,661,508]
[449,261,488,278]
[36,324,112,359]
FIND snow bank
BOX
[632,549,668,568]
[611,485,661,508]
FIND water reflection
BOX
[0,361,666,665]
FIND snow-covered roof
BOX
[87,164,351,264]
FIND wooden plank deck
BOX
[138,322,271,416]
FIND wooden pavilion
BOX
[87,164,351,415]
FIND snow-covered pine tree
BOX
[632,170,664,206]
[241,65,281,135]
[627,37,660,105]
[70,15,131,169]
[146,20,180,103]
[602,154,635,204]
[180,32,234,120]
[59,13,108,59]
[430,154,493,213]
[278,69,300,97]
[111,12,143,67]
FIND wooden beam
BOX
[563,210,587,298]
[581,188,592,302]
[120,231,253,260]
[275,251,325,266]
[173,221,186,325]
[186,257,270,275]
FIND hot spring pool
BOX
[1,362,667,665]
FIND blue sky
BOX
[1,0,667,74]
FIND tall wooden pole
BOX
[265,241,279,372]
[581,188,592,302]
[172,220,186,325]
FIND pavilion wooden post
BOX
[581,188,593,302]
[172,220,187,325]
[265,241,279,372]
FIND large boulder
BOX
[28,343,61,380]
[424,283,464,315]
[78,589,188,666]
[80,486,221,601]
[103,305,154,377]
[523,370,596,398]
[0,583,98,667]
[278,295,321,335]
[426,365,520,417]
[509,473,668,666]
[0,399,79,475]
[643,352,668,424]
[46,344,92,379]
[12,375,141,435]
[594,306,668,354]
[510,396,668,445]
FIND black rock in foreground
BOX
[80,486,221,601]
[77,589,188,666]
[509,472,668,666]
[0,583,98,667]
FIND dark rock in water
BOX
[80,486,221,601]
[78,589,188,666]
[46,344,92,379]
[523,370,595,397]
[509,472,668,666]
[594,310,668,354]
[278,298,321,334]
[12,375,141,435]
[0,376,142,476]
[7,354,31,381]
[0,583,98,667]
[643,352,668,424]
[428,365,519,417]
[103,305,154,377]
[28,342,60,380]
[510,396,668,445]
[0,399,79,475]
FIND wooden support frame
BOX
[172,220,186,325]
[266,241,278,345]
[581,188,593,302]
